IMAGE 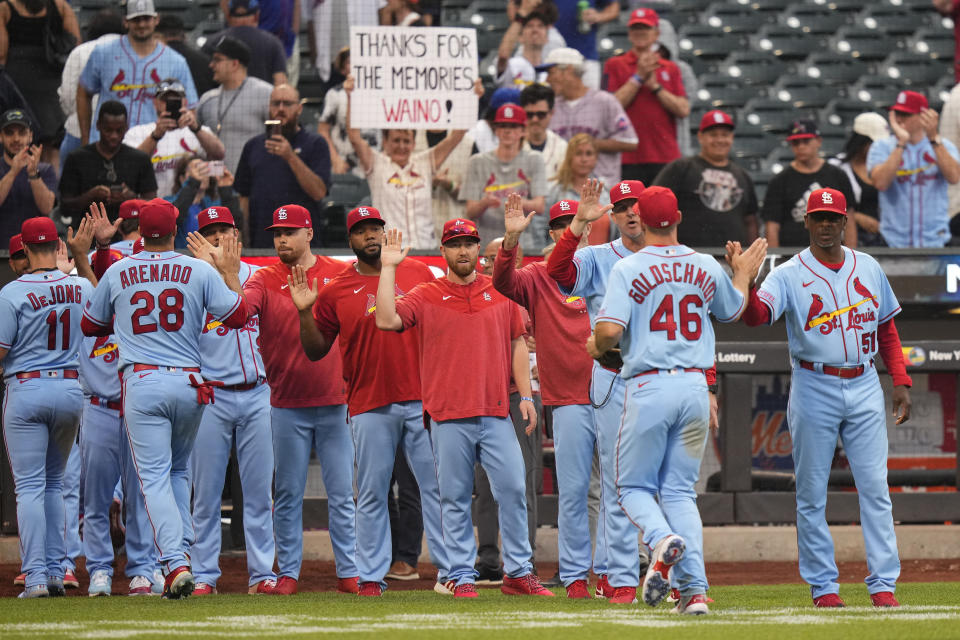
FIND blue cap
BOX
[229,0,259,15]
[488,88,522,118]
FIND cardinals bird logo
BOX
[804,293,825,332]
[853,277,879,308]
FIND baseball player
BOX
[241,204,358,596]
[493,194,602,599]
[288,205,451,597]
[90,199,145,272]
[1,217,92,598]
[81,198,249,599]
[184,206,277,595]
[739,187,912,608]
[375,221,551,599]
[8,234,27,276]
[589,187,765,615]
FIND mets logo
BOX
[902,346,926,366]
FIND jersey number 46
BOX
[650,294,703,341]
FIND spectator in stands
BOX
[869,90,960,248]
[167,156,241,246]
[462,104,548,251]
[317,47,380,178]
[939,82,960,219]
[196,37,272,174]
[307,0,382,84]
[60,100,157,222]
[655,24,697,157]
[343,75,475,250]
[653,109,759,247]
[157,14,215,96]
[496,1,558,88]
[204,0,288,86]
[77,0,198,145]
[831,113,888,247]
[383,0,427,26]
[604,7,688,186]
[933,0,960,83]
[58,9,123,174]
[545,0,620,89]
[0,0,80,167]
[254,0,299,85]
[469,87,522,155]
[546,133,612,245]
[0,109,56,248]
[520,83,567,182]
[544,47,638,189]
[762,119,857,248]
[123,79,225,197]
[234,84,330,248]
[414,127,475,240]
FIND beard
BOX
[447,259,476,279]
[352,243,381,266]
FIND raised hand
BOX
[723,240,742,267]
[67,214,96,256]
[186,230,219,266]
[56,239,74,273]
[89,201,121,246]
[888,109,909,144]
[576,178,613,223]
[213,234,242,276]
[287,264,319,311]
[504,192,535,236]
[730,237,768,282]
[919,108,940,140]
[382,228,408,267]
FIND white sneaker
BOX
[642,534,685,607]
[672,593,709,615]
[88,570,112,597]
[128,575,155,596]
[434,579,456,595]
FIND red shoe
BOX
[272,576,298,595]
[595,574,614,599]
[358,582,383,597]
[668,588,681,603]
[609,586,638,604]
[64,569,79,588]
[566,579,590,599]
[162,566,195,600]
[454,583,479,598]
[813,593,845,608]
[871,591,900,607]
[501,573,554,596]
[642,534,685,607]
[192,583,216,596]
[337,576,359,594]
[674,593,709,615]
[248,579,277,594]
[13,573,25,587]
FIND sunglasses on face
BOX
[525,110,549,120]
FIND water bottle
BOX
[577,0,591,34]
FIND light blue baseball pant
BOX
[351,400,449,589]
[553,403,608,586]
[788,365,900,599]
[615,370,710,596]
[271,405,357,580]
[591,363,640,587]
[191,384,276,587]
[431,416,533,586]
[2,378,82,589]
[63,441,82,573]
[80,401,158,579]
[122,367,206,574]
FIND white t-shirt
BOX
[367,149,437,249]
[496,57,547,89]
[123,124,212,197]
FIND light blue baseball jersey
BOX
[563,237,636,326]
[0,272,93,380]
[756,247,900,366]
[597,246,745,377]
[83,252,243,370]
[80,37,198,134]
[867,135,959,248]
[87,239,136,263]
[199,262,265,386]
[78,333,122,401]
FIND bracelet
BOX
[190,125,201,134]
[707,384,718,395]
[630,73,644,85]
[931,137,941,146]
[27,172,40,180]
[520,396,534,403]
[896,143,906,150]
[651,85,663,94]
[151,130,163,141]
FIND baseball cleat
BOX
[501,573,554,596]
[385,561,419,581]
[434,580,456,595]
[161,566,195,600]
[192,583,217,596]
[870,592,900,607]
[128,575,156,596]
[88,570,112,597]
[453,583,479,598]
[813,593,845,608]
[672,593,710,615]
[64,569,79,588]
[337,576,360,594]
[47,577,66,597]
[668,588,681,603]
[358,582,383,597]
[248,579,277,595]
[609,586,638,604]
[13,573,25,586]
[18,584,49,599]
[642,534,685,607]
[272,576,298,595]
[566,579,590,599]
[595,574,614,599]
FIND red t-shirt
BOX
[493,246,592,406]
[313,259,435,417]
[603,51,685,165]
[396,273,524,421]
[243,256,348,408]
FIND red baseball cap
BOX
[346,206,385,232]
[266,204,312,230]
[8,233,23,256]
[699,109,735,132]
[892,90,928,115]
[139,198,178,239]
[549,199,579,221]
[118,199,146,220]
[633,186,680,229]
[494,103,526,125]
[441,218,480,244]
[806,187,847,216]
[132,237,145,254]
[197,206,236,230]
[21,217,58,244]
[627,7,659,27]
[610,180,645,204]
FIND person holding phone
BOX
[124,79,225,198]
[166,156,240,248]
[0,109,57,249]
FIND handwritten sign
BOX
[349,26,478,129]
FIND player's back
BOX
[0,271,92,379]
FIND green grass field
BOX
[2,583,960,639]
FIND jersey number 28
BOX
[131,289,185,334]
[650,294,703,341]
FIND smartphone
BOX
[265,119,282,138]
[166,96,183,121]
[207,160,225,178]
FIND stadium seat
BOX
[741,97,813,133]
[762,145,795,176]
[298,68,326,101]
[933,75,956,108]
[856,6,929,36]
[321,174,372,247]
[909,29,956,62]
[806,0,865,14]
[731,0,795,10]
[830,26,905,62]
[732,130,779,159]
[597,23,630,61]
[771,76,843,109]
[778,5,853,35]
[719,51,790,85]
[849,75,903,110]
[878,51,952,87]
[701,3,775,34]
[820,98,875,128]
[751,25,828,60]
[299,99,323,130]
[696,72,761,108]
[678,25,745,59]
[799,52,870,85]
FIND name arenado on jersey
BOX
[119,263,193,289]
